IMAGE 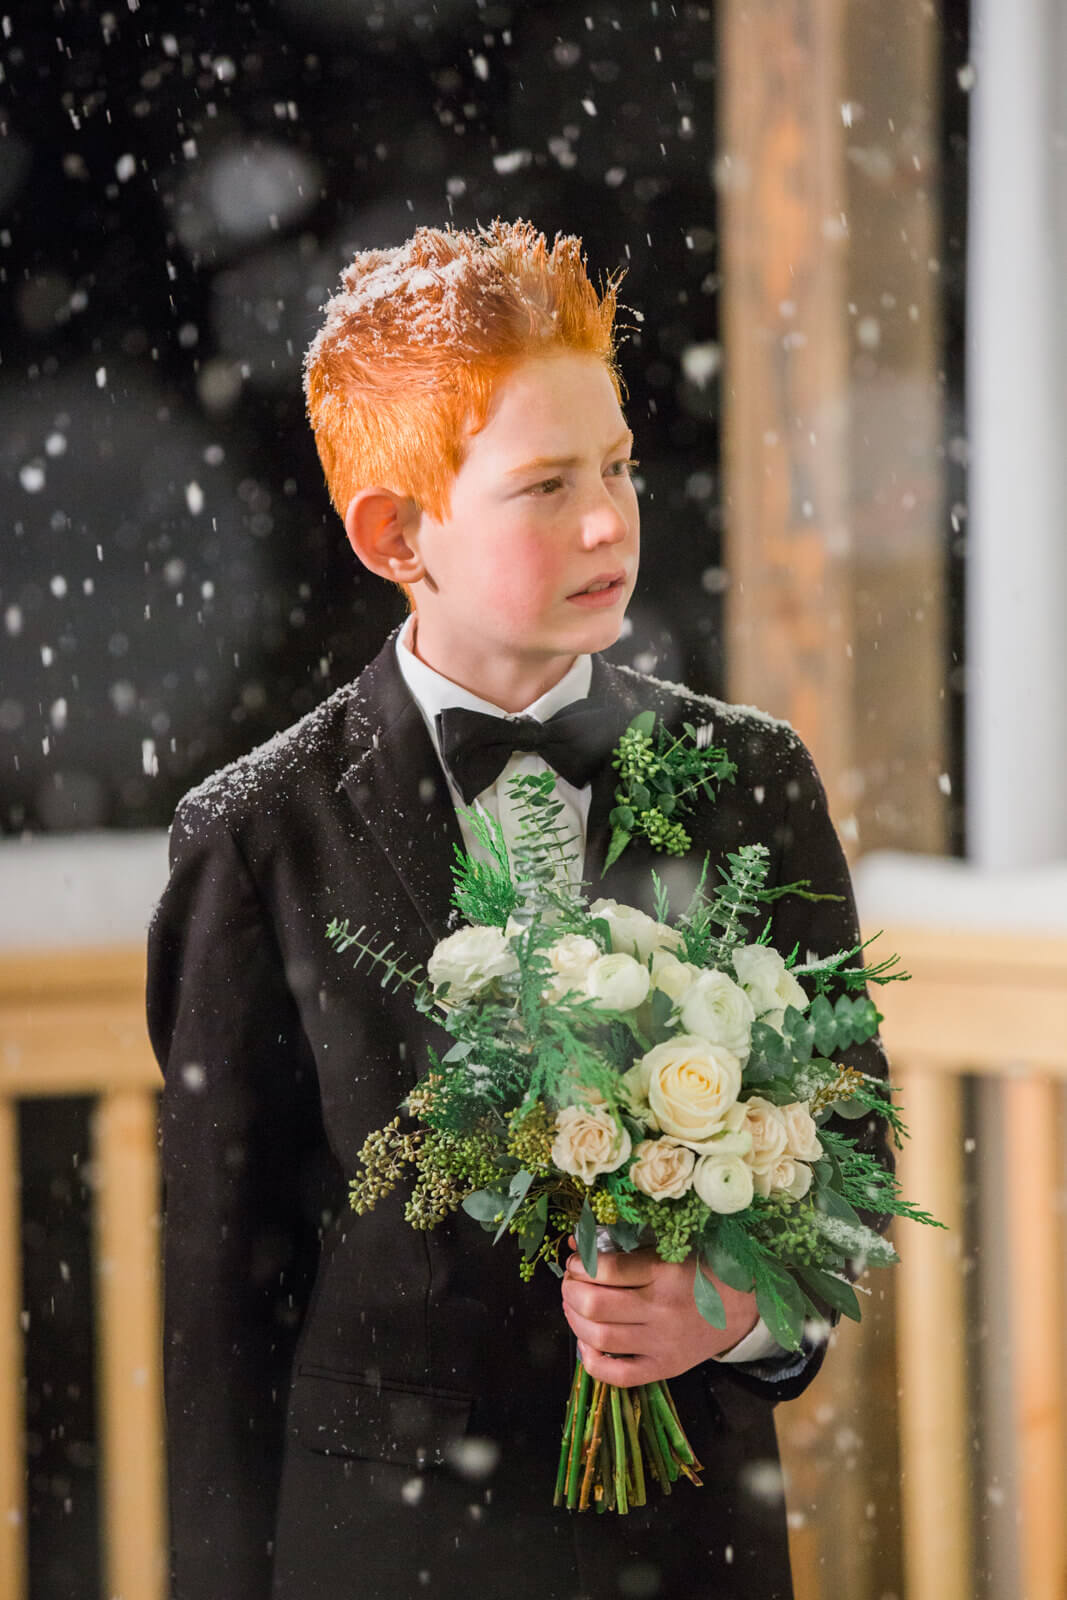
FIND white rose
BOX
[542,933,601,1003]
[741,1096,790,1174]
[427,924,519,1006]
[629,1139,696,1200]
[649,948,701,1003]
[590,898,683,963]
[781,1102,822,1163]
[585,951,652,1013]
[732,945,809,1020]
[768,1157,814,1201]
[678,970,756,1059]
[640,1035,743,1143]
[551,1103,632,1184]
[693,1153,755,1214]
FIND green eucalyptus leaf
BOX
[754,1260,806,1351]
[577,1198,598,1278]
[705,1236,754,1294]
[609,804,636,830]
[693,1262,727,1329]
[606,1219,643,1253]
[604,828,632,872]
[816,1186,864,1227]
[493,1168,534,1243]
[630,782,652,811]
[442,1039,475,1063]
[461,1189,506,1224]
[797,1264,862,1323]
[629,710,657,738]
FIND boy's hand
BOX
[560,1239,759,1387]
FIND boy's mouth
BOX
[567,570,627,602]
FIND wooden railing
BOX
[878,927,1067,1600]
[0,947,165,1600]
[2,929,1066,1599]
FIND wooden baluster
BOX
[93,1088,166,1600]
[894,1061,973,1600]
[0,1096,27,1600]
[1003,1076,1067,1600]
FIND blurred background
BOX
[2,1,1065,1598]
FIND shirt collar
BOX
[394,614,593,753]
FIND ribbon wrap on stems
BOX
[554,1229,703,1514]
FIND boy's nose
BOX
[580,496,633,548]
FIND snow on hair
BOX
[303,218,627,528]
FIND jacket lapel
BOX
[339,639,465,947]
[582,656,662,909]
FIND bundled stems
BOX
[557,1358,702,1514]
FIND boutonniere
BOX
[605,711,736,870]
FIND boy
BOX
[148,220,885,1600]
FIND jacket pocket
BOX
[288,1365,473,1468]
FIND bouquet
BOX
[329,719,938,1514]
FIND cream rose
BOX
[629,1139,696,1200]
[678,970,756,1058]
[742,1096,790,1174]
[590,899,683,962]
[693,1153,754,1214]
[638,1035,743,1143]
[542,933,601,1003]
[732,944,810,1020]
[781,1102,822,1163]
[649,948,700,1003]
[754,1156,813,1201]
[551,1103,632,1184]
[585,952,652,1013]
[427,924,519,1006]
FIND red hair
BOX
[303,219,627,534]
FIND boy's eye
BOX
[608,457,639,478]
[527,476,564,496]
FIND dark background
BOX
[0,2,969,1594]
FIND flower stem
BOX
[619,1386,646,1507]
[579,1381,609,1511]
[564,1361,592,1509]
[609,1385,628,1514]
[636,1384,672,1493]
[554,1360,583,1507]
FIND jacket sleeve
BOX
[146,806,329,1600]
[709,728,893,1406]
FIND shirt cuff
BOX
[714,1317,784,1364]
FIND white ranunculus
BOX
[741,1096,790,1174]
[551,1103,632,1184]
[620,1054,659,1129]
[542,933,602,1003]
[769,1157,814,1201]
[732,944,810,1020]
[629,1139,696,1200]
[678,970,756,1059]
[693,1152,755,1214]
[585,951,652,1013]
[649,948,701,1003]
[589,898,683,963]
[426,923,519,1006]
[638,1035,743,1144]
[781,1102,822,1163]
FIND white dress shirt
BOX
[394,616,782,1366]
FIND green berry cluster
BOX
[422,1125,501,1190]
[755,1199,826,1266]
[628,1189,711,1263]
[404,1166,467,1229]
[348,1118,422,1215]
[590,1187,619,1225]
[640,810,691,856]
[505,1101,555,1172]
[613,727,657,781]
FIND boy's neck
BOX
[407,618,582,714]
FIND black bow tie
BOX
[435,700,620,805]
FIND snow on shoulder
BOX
[612,662,796,738]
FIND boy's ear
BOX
[344,488,425,586]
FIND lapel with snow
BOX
[339,637,466,949]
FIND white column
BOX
[966,0,1067,869]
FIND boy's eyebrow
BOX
[503,430,634,478]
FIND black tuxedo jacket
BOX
[147,634,886,1600]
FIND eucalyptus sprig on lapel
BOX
[605,711,737,871]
